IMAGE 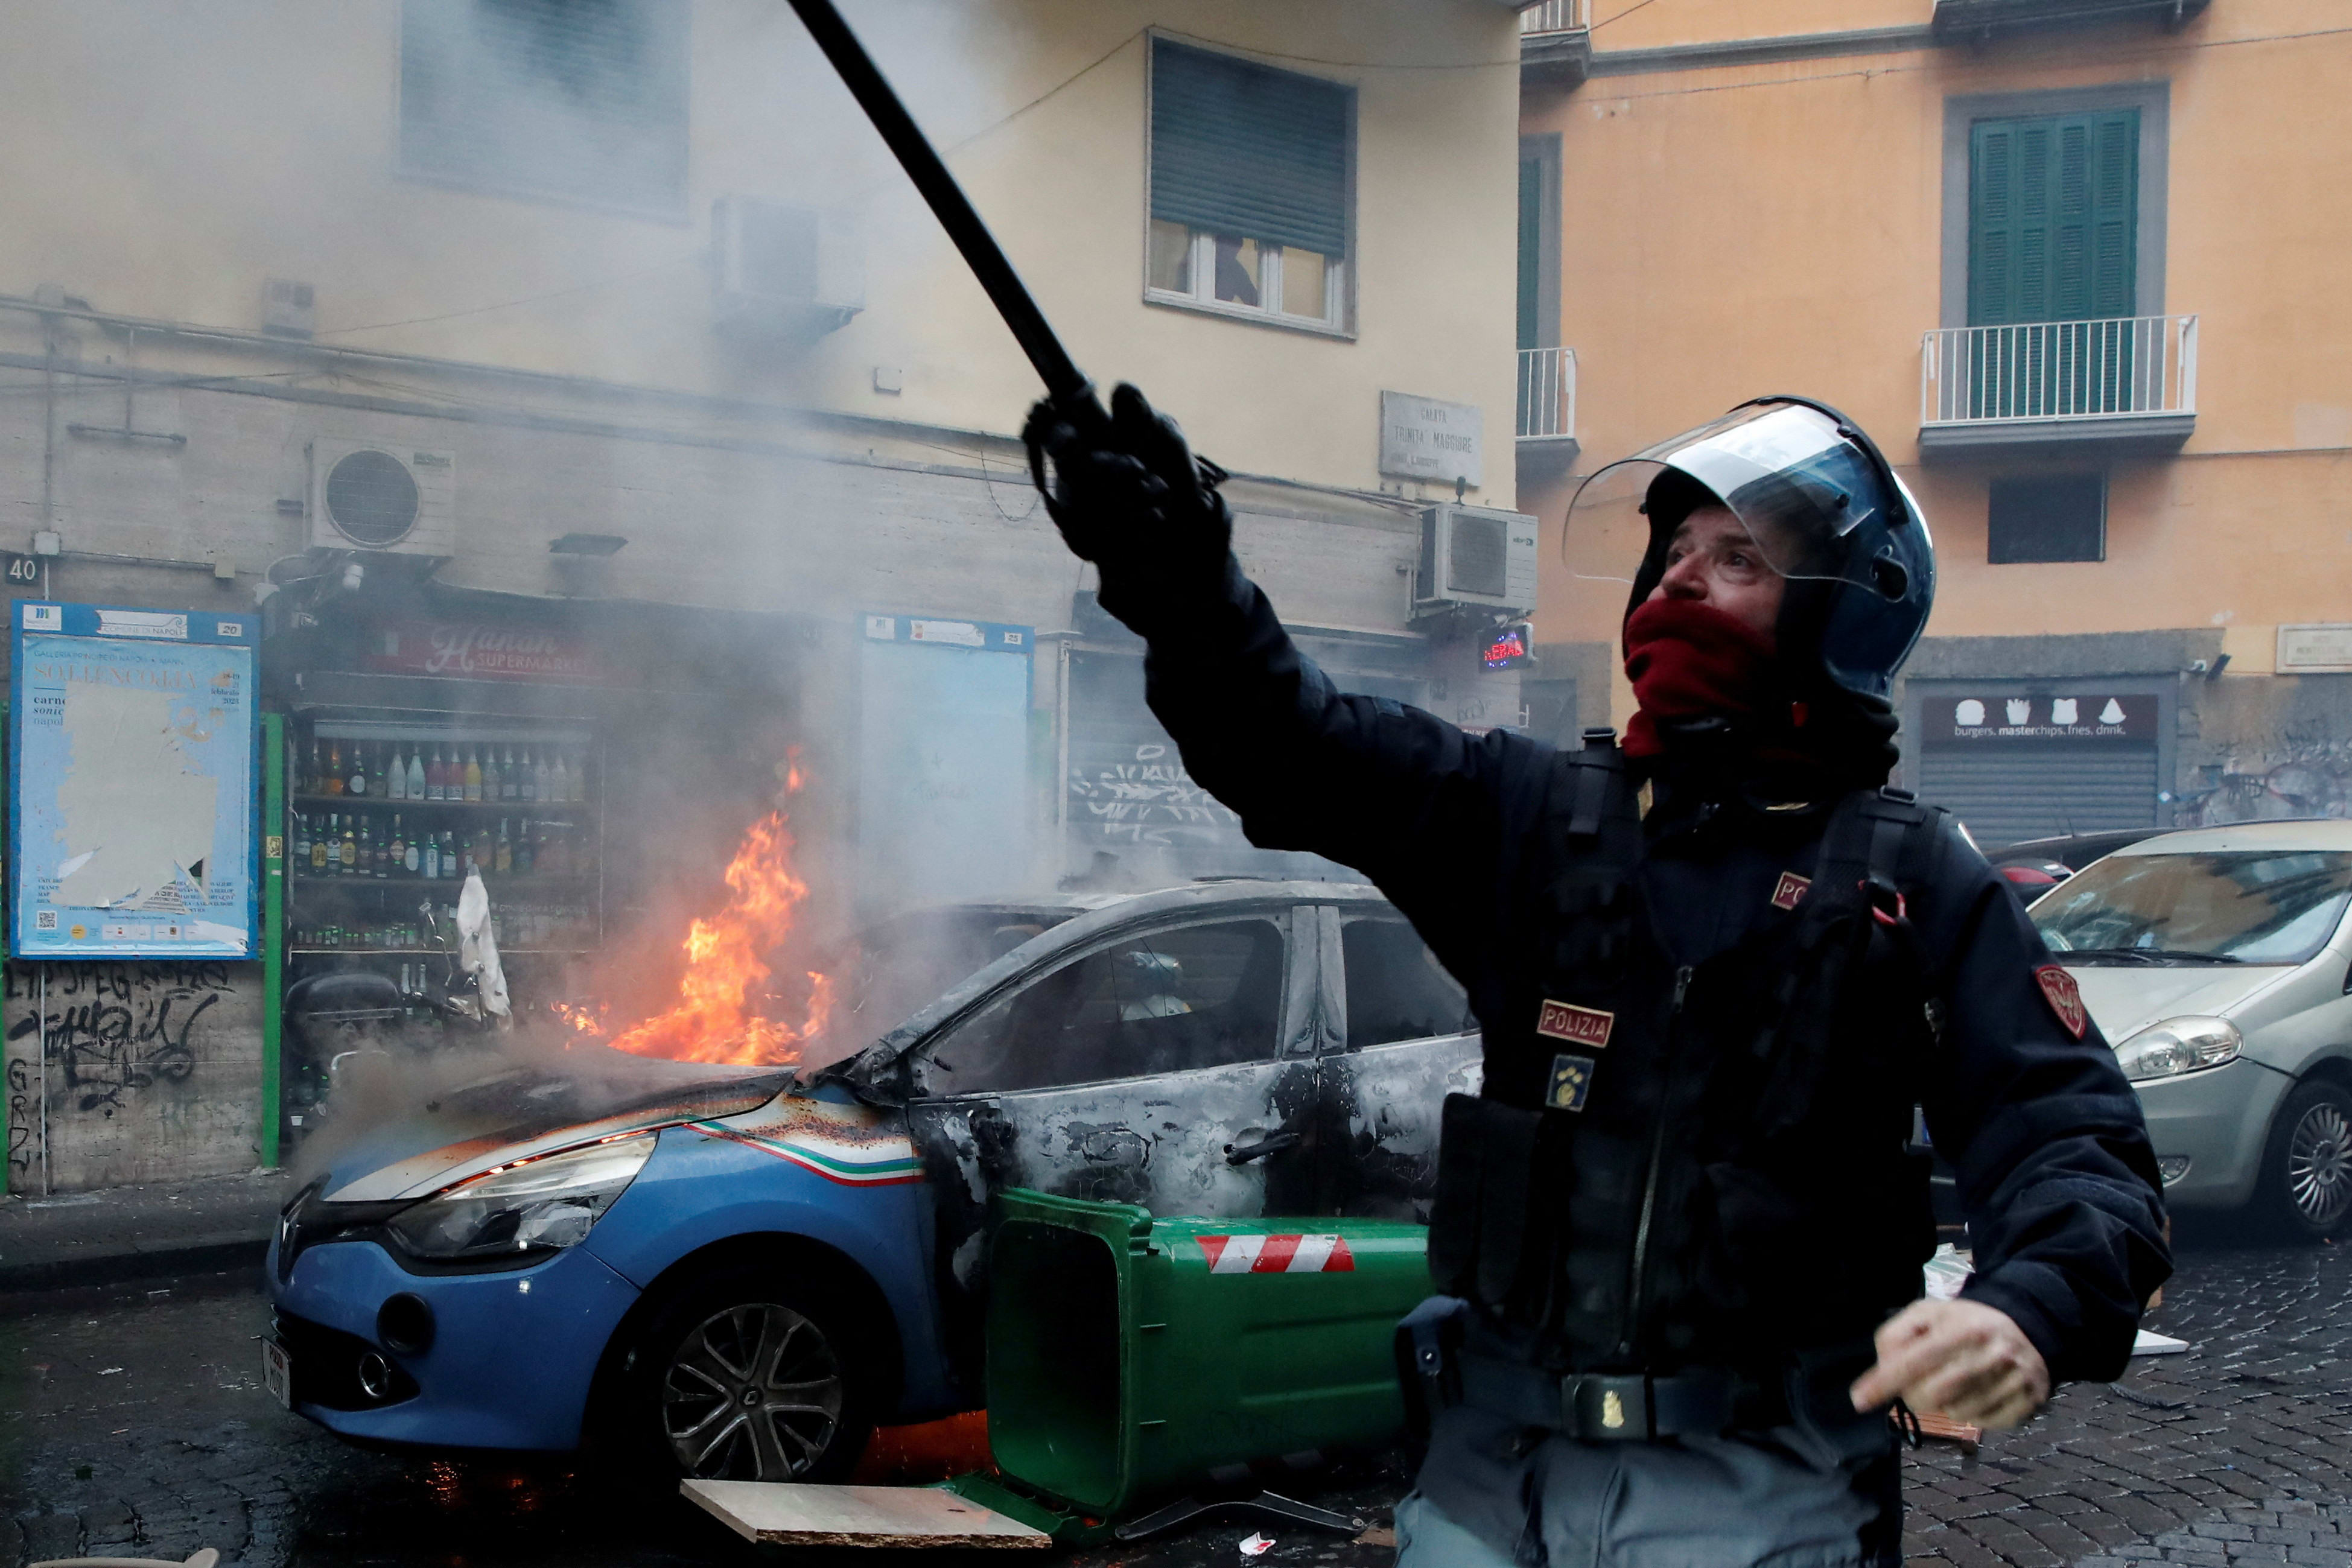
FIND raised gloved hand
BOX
[1023,383,1232,634]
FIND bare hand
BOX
[1848,1298,2050,1431]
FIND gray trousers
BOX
[1395,1401,1901,1568]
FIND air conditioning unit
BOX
[308,439,457,559]
[262,278,315,338]
[1416,503,1539,615]
[712,197,863,333]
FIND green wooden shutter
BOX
[1151,40,1350,258]
[1968,108,2138,325]
[1517,156,1543,351]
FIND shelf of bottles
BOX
[286,720,602,957]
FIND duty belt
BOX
[1457,1352,1785,1443]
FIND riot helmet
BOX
[1565,396,1934,703]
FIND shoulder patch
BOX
[1770,871,1811,911]
[1537,1000,1613,1049]
[2035,963,2087,1040]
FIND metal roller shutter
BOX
[1916,743,2159,849]
[1150,40,1350,256]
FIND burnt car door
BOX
[904,903,1321,1385]
[1312,904,1482,1220]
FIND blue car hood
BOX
[305,1043,787,1203]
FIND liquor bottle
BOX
[516,817,535,874]
[422,829,440,881]
[386,746,406,802]
[370,745,389,798]
[535,747,553,804]
[389,816,405,877]
[378,819,395,878]
[516,746,534,804]
[501,746,520,801]
[358,816,374,877]
[550,749,569,803]
[480,746,500,803]
[407,747,426,801]
[346,741,366,797]
[326,741,344,796]
[403,820,421,876]
[312,816,331,873]
[463,747,483,803]
[305,740,322,795]
[496,818,513,874]
[441,829,458,878]
[473,824,494,874]
[340,816,358,874]
[293,813,311,874]
[425,746,444,802]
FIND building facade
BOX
[1517,0,2352,844]
[0,0,1530,1191]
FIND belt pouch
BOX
[1393,1295,1469,1444]
[1427,1093,1549,1313]
[1781,1342,1895,1471]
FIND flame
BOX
[586,776,832,1067]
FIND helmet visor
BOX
[1566,402,1910,591]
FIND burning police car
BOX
[265,879,1476,1481]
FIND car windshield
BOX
[2033,849,2352,967]
[804,906,1079,1066]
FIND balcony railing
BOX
[1516,346,1576,440]
[1922,315,2198,426]
[1519,0,1591,34]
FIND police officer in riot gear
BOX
[1025,386,2170,1567]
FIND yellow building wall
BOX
[0,0,1522,506]
[1524,1,2352,689]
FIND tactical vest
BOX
[1428,734,1948,1373]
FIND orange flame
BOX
[590,793,832,1067]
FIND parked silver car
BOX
[2029,821,2352,1237]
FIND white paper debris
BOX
[1238,1532,1276,1557]
[2133,1329,2190,1356]
[1922,1243,1973,1301]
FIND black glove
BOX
[1023,383,1232,632]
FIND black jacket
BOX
[1142,557,2171,1383]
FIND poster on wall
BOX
[9,603,259,959]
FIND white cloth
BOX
[456,869,512,1020]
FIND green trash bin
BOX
[982,1187,1432,1522]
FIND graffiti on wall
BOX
[4,960,251,1190]
[2182,738,2352,825]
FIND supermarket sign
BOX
[366,620,608,685]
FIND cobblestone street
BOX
[2,1230,2345,1568]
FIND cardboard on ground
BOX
[681,1481,1052,1549]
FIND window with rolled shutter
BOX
[1147,39,1352,327]
[1968,109,2138,326]
[400,0,689,215]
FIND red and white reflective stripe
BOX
[1196,1233,1356,1274]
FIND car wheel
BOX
[629,1265,876,1484]
[2257,1079,2352,1240]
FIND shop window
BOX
[1988,473,2106,563]
[1343,919,1472,1049]
[399,0,689,215]
[924,918,1288,1093]
[1148,39,1351,331]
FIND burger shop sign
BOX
[366,620,610,685]
[1922,694,2155,744]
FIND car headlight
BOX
[387,1132,655,1263]
[2113,1016,2242,1082]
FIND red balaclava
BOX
[1619,597,1781,759]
